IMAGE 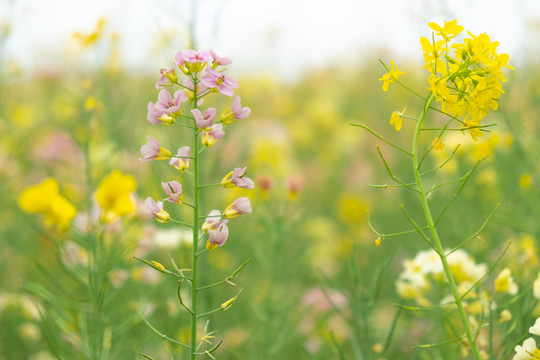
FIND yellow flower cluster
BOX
[396,248,487,305]
[95,170,137,223]
[421,20,513,140]
[18,178,77,231]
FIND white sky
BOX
[3,0,540,80]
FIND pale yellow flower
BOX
[495,268,518,295]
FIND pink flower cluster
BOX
[203,197,252,250]
[140,49,253,252]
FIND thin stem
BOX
[411,93,482,359]
[376,146,418,192]
[199,183,222,189]
[169,218,194,228]
[139,314,190,349]
[350,123,413,156]
[190,73,201,360]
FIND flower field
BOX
[1,10,540,360]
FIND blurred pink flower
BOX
[144,197,170,223]
[33,132,81,165]
[191,108,216,130]
[140,136,171,162]
[221,96,251,125]
[200,68,238,97]
[224,197,252,218]
[170,146,190,172]
[155,64,178,89]
[202,124,225,147]
[221,167,254,189]
[287,175,306,200]
[161,181,183,204]
[301,287,348,312]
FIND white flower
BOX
[530,318,540,336]
[513,337,540,360]
[533,273,540,300]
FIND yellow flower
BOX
[519,173,533,189]
[73,18,106,48]
[220,297,236,310]
[18,178,77,231]
[420,37,447,74]
[499,309,512,323]
[432,137,445,151]
[378,60,403,92]
[95,170,137,223]
[494,267,518,295]
[389,107,406,131]
[428,19,464,42]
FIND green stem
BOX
[411,93,482,359]
[190,76,200,360]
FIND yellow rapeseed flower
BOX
[18,178,77,231]
[389,107,406,131]
[428,19,464,41]
[378,61,403,92]
[95,170,137,223]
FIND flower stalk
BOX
[412,94,482,359]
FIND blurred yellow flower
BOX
[338,194,368,225]
[519,173,533,189]
[499,309,512,323]
[519,234,538,267]
[18,178,77,231]
[73,18,106,48]
[432,137,445,151]
[494,267,518,295]
[95,170,137,223]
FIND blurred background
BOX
[2,0,540,359]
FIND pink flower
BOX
[207,222,229,251]
[147,102,173,125]
[221,167,254,189]
[201,209,228,233]
[221,96,251,125]
[177,50,211,73]
[210,50,232,69]
[201,124,225,147]
[155,64,178,89]
[140,137,171,162]
[144,197,170,223]
[169,146,190,172]
[200,68,238,97]
[191,108,216,130]
[155,89,187,116]
[224,197,252,218]
[161,181,183,204]
[183,78,206,105]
